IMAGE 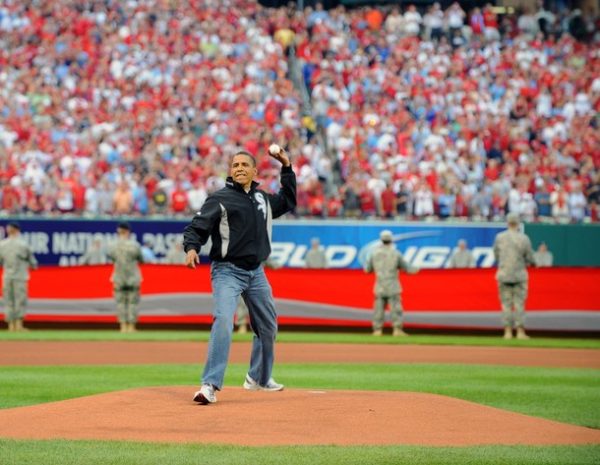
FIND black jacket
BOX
[183,166,296,270]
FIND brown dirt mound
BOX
[0,386,598,446]
[1,341,598,368]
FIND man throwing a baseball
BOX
[184,147,296,404]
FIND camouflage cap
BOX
[6,221,21,230]
[380,230,393,241]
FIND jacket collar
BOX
[225,176,259,193]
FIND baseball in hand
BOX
[269,144,281,155]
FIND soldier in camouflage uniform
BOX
[447,239,476,268]
[533,242,553,267]
[80,238,107,265]
[493,213,536,340]
[107,222,144,333]
[0,222,38,331]
[364,230,418,336]
[304,237,327,269]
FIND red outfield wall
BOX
[3,265,598,313]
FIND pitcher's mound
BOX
[0,386,598,446]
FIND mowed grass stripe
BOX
[1,363,599,428]
[0,439,599,465]
[0,329,599,349]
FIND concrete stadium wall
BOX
[2,264,598,331]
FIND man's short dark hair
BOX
[117,221,131,231]
[232,151,256,167]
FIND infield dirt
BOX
[0,386,599,446]
[1,341,599,368]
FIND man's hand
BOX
[185,249,200,269]
[269,146,291,167]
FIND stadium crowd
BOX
[0,0,598,223]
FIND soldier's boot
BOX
[119,322,128,333]
[15,319,28,332]
[372,329,383,337]
[7,321,15,332]
[503,327,513,339]
[516,327,530,340]
[128,323,137,333]
[392,327,408,337]
[237,324,248,334]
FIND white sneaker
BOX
[243,374,260,391]
[262,378,284,392]
[243,374,284,392]
[193,384,217,404]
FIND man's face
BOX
[231,154,257,187]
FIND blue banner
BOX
[0,218,502,268]
[272,221,502,269]
[0,218,188,266]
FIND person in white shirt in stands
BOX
[413,182,434,218]
[403,5,422,37]
[568,185,587,223]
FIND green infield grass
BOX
[1,363,599,428]
[1,329,599,349]
[1,439,599,465]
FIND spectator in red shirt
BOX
[170,183,188,214]
[380,185,397,218]
[359,185,377,218]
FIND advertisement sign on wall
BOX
[0,219,503,269]
[272,222,502,269]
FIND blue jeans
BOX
[202,261,278,390]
